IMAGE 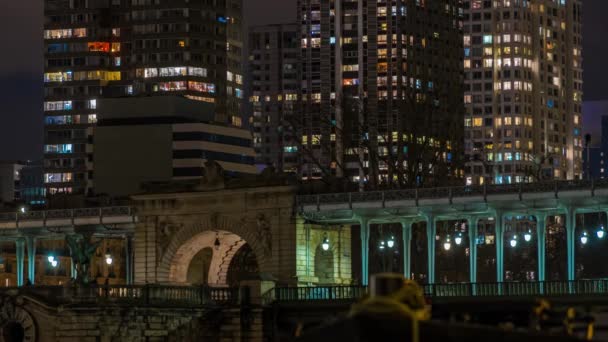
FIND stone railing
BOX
[0,284,240,307]
[270,279,608,303]
[0,206,134,223]
[297,179,608,209]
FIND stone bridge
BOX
[0,284,263,342]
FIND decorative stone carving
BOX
[195,160,225,191]
[156,221,183,265]
[0,296,36,342]
[255,214,272,257]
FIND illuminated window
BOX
[44,101,72,111]
[44,173,73,183]
[44,71,72,82]
[483,35,492,44]
[188,81,215,93]
[44,144,73,154]
[87,42,110,52]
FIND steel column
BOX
[535,213,547,282]
[359,218,371,286]
[565,208,576,281]
[26,236,36,284]
[467,216,478,284]
[494,212,504,283]
[16,239,25,286]
[426,215,436,284]
[401,220,413,279]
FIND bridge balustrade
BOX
[271,280,608,303]
[297,179,608,208]
[0,285,239,307]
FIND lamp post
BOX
[377,226,398,272]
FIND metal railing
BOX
[0,284,239,307]
[271,286,368,302]
[297,179,608,208]
[0,206,134,223]
[270,280,608,303]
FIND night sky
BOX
[0,0,605,161]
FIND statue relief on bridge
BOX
[156,221,184,267]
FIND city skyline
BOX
[0,0,606,164]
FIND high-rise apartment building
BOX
[463,0,583,185]
[298,0,465,187]
[43,0,244,197]
[248,24,300,173]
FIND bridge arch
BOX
[158,215,269,285]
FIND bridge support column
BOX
[467,216,478,285]
[494,212,504,283]
[359,218,370,286]
[125,235,133,285]
[26,237,36,284]
[401,220,413,279]
[565,208,576,281]
[16,238,25,286]
[425,215,436,284]
[535,213,547,283]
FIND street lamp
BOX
[19,207,26,214]
[387,235,395,248]
[597,225,605,239]
[379,240,386,250]
[50,260,58,268]
[214,234,220,250]
[510,235,518,248]
[321,234,330,251]
[105,249,113,265]
[47,255,55,263]
[581,231,589,245]
[454,232,463,246]
[524,230,532,242]
[443,235,451,251]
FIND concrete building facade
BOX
[463,0,584,185]
[94,96,256,197]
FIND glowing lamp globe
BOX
[524,232,532,242]
[581,233,588,245]
[510,237,518,248]
[598,226,605,239]
[47,255,55,263]
[455,234,463,246]
[443,241,451,251]
[51,260,58,268]
[321,238,330,251]
[387,236,395,248]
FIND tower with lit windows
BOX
[298,0,465,187]
[43,0,244,198]
[248,24,300,173]
[463,0,583,185]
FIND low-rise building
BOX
[94,96,257,197]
